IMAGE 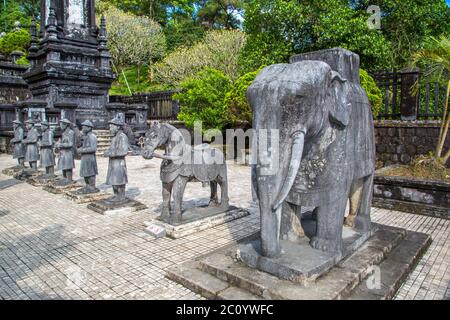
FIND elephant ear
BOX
[328,71,351,127]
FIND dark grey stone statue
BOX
[39,120,56,176]
[23,119,39,170]
[11,120,25,167]
[246,48,375,258]
[142,121,229,222]
[75,120,99,194]
[104,117,129,203]
[55,119,76,183]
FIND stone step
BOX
[166,261,230,299]
[166,225,431,300]
[347,231,431,300]
[217,286,264,300]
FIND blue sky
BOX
[447,0,450,6]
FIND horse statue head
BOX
[142,121,187,161]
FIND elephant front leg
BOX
[171,176,188,222]
[161,182,172,220]
[345,179,363,228]
[352,174,373,233]
[310,198,347,254]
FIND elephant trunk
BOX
[257,131,305,258]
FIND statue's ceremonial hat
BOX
[81,120,94,128]
[109,117,124,126]
[59,118,72,125]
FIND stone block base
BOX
[14,169,42,181]
[239,225,375,284]
[147,207,250,239]
[166,224,431,300]
[27,174,59,187]
[87,198,147,215]
[2,166,25,176]
[64,190,111,204]
[43,179,82,194]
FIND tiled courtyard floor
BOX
[0,154,448,300]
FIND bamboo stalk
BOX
[436,80,450,158]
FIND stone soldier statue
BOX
[39,120,56,176]
[104,117,129,203]
[55,118,75,182]
[23,119,39,170]
[76,120,99,194]
[10,120,26,167]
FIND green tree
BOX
[224,68,261,127]
[0,28,30,55]
[240,0,393,73]
[411,35,450,164]
[174,68,232,130]
[101,6,166,94]
[360,69,383,118]
[351,0,450,68]
[154,29,246,86]
[0,0,36,33]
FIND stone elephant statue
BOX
[142,121,229,222]
[247,48,375,258]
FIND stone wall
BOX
[374,120,449,168]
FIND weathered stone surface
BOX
[87,198,147,215]
[150,208,250,239]
[27,174,59,187]
[64,190,111,204]
[373,172,450,219]
[2,165,25,176]
[166,261,229,300]
[166,225,432,300]
[238,225,374,283]
[217,287,263,300]
[43,179,81,194]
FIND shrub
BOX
[360,69,383,118]
[0,29,30,55]
[224,69,262,127]
[154,29,246,87]
[174,68,232,130]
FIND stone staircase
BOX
[94,130,111,155]
[166,225,431,300]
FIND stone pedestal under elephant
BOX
[247,48,375,258]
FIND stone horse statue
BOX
[142,121,229,221]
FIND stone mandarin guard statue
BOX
[23,119,40,171]
[104,116,129,204]
[39,120,56,176]
[76,120,99,194]
[11,120,26,167]
[55,118,76,184]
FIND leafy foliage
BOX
[0,0,37,33]
[0,28,30,55]
[351,0,450,68]
[153,29,246,86]
[224,69,261,126]
[239,0,392,73]
[174,68,232,130]
[360,69,383,118]
[100,6,166,69]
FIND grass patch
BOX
[381,154,450,182]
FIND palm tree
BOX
[411,35,450,164]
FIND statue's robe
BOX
[40,129,55,168]
[24,127,39,162]
[79,131,98,178]
[12,127,25,159]
[57,128,75,171]
[106,131,129,186]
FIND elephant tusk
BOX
[272,131,305,211]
